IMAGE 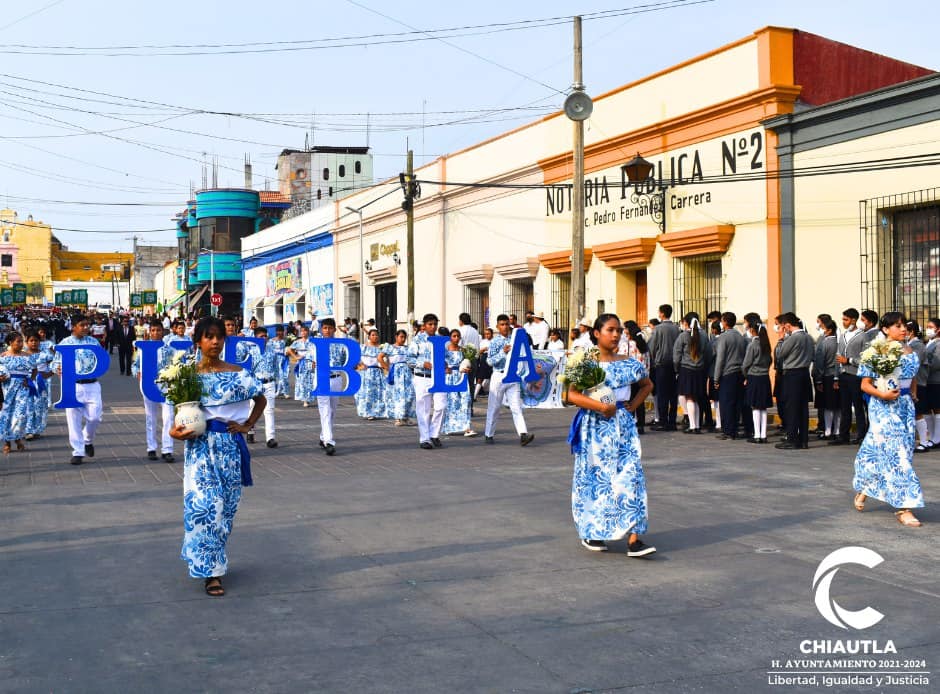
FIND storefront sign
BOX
[266,257,303,296]
[309,283,334,317]
[130,293,142,308]
[369,241,400,262]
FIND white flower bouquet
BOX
[459,344,478,372]
[859,335,903,392]
[158,352,205,434]
[557,347,613,404]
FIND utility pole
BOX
[569,16,586,327]
[405,149,415,325]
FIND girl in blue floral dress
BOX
[24,331,53,440]
[0,332,37,453]
[286,325,315,407]
[170,317,266,597]
[566,314,656,556]
[442,329,476,435]
[379,330,415,426]
[355,329,387,420]
[853,312,925,528]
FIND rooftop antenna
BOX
[422,99,426,162]
[201,153,208,190]
[366,112,370,149]
[244,154,253,189]
[211,155,219,188]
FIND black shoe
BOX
[247,433,255,444]
[775,441,808,450]
[84,444,94,458]
[580,539,608,552]
[747,437,759,444]
[70,456,83,465]
[520,433,535,446]
[325,443,336,456]
[626,539,657,557]
[758,438,769,444]
[849,438,861,445]
[650,424,666,432]
[162,453,175,463]
[430,438,442,448]
[419,441,434,450]
[147,450,158,461]
[827,438,848,446]
[267,439,278,448]
[716,434,732,440]
[318,440,325,449]
[484,436,494,444]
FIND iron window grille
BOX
[503,279,534,320]
[672,254,725,318]
[552,273,571,331]
[463,283,490,328]
[861,187,940,324]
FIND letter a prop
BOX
[501,328,539,384]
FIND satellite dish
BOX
[564,91,594,121]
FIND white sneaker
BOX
[464,430,478,437]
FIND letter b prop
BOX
[312,338,362,396]
[55,343,110,409]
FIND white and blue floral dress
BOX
[355,345,387,419]
[269,337,290,396]
[0,354,35,442]
[181,369,262,579]
[571,359,649,540]
[290,338,315,403]
[853,351,924,509]
[442,348,471,434]
[383,344,415,420]
[25,350,53,436]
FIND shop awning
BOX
[187,284,208,313]
[263,294,284,307]
[247,296,265,310]
[283,290,306,304]
[166,291,187,308]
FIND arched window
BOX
[354,160,362,174]
[322,168,330,181]
[328,186,333,197]
[338,164,346,178]
[317,189,322,200]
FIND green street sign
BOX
[12,288,26,305]
[131,293,142,308]
[54,292,62,305]
[142,290,158,305]
[0,289,13,307]
[73,289,88,306]
[61,290,73,304]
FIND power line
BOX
[0,0,67,32]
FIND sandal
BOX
[853,493,866,512]
[204,577,225,596]
[894,509,922,527]
[15,440,25,452]
[915,443,930,453]
[1,443,9,454]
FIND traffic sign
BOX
[210,293,223,307]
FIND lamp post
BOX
[345,205,365,332]
[622,153,666,233]
[200,248,216,316]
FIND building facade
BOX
[276,146,373,219]
[243,27,934,336]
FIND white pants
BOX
[249,381,276,441]
[143,398,174,454]
[317,396,337,445]
[485,371,527,438]
[414,375,446,442]
[66,382,103,457]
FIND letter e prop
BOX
[501,328,539,384]
[225,336,265,370]
[55,343,110,409]
[428,335,466,393]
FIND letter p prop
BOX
[55,343,110,409]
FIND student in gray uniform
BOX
[672,312,710,434]
[648,304,681,431]
[831,309,866,446]
[906,319,930,452]
[813,316,840,440]
[742,318,772,443]
[714,312,749,440]
[774,313,815,450]
[772,316,788,434]
[923,317,940,449]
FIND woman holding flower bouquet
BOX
[442,329,477,436]
[565,314,656,556]
[355,329,388,420]
[853,312,925,527]
[170,316,267,596]
[379,329,415,426]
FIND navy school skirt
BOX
[677,366,707,399]
[746,374,773,409]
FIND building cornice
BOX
[592,238,658,269]
[658,225,735,258]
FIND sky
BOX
[0,0,935,252]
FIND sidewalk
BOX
[1,361,937,693]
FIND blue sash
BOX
[35,373,48,395]
[567,401,629,454]
[387,361,406,385]
[205,419,253,487]
[10,373,38,397]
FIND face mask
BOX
[817,326,824,335]
[857,320,865,331]
[928,328,937,340]
[774,324,782,333]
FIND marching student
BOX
[131,320,176,462]
[706,320,722,432]
[269,325,291,398]
[772,315,788,435]
[906,320,930,452]
[742,319,772,444]
[379,329,416,426]
[241,317,259,337]
[774,313,815,450]
[409,313,447,450]
[474,327,494,401]
[924,318,940,448]
[647,304,680,431]
[24,331,53,441]
[442,328,476,437]
[165,319,193,347]
[52,318,103,465]
[567,313,656,556]
[236,327,279,448]
[831,309,866,446]
[484,314,535,446]
[813,317,841,440]
[286,325,315,407]
[0,332,36,453]
[311,318,347,456]
[355,329,387,421]
[713,312,748,440]
[672,312,710,434]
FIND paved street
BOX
[1,361,939,693]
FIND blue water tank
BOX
[195,189,260,220]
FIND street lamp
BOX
[200,247,216,316]
[623,153,666,233]
[345,205,365,332]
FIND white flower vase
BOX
[459,358,473,372]
[875,370,901,393]
[174,401,206,436]
[584,383,615,404]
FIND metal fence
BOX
[672,255,724,319]
[502,279,534,320]
[860,187,940,324]
[551,273,571,332]
[463,283,490,328]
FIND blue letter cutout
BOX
[136,340,168,403]
[311,338,362,396]
[428,335,467,393]
[225,336,265,370]
[501,328,539,384]
[55,343,110,409]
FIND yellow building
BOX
[0,208,133,302]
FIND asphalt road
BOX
[1,359,938,693]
